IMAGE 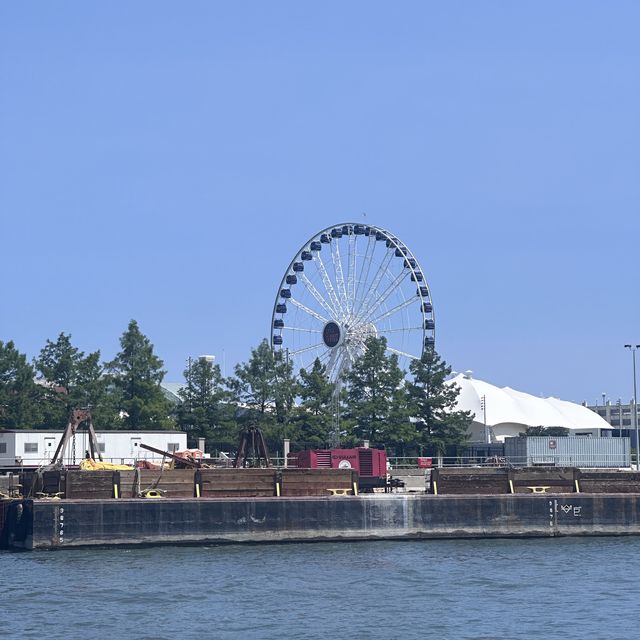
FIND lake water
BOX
[1,537,636,639]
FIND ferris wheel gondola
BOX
[271,223,435,382]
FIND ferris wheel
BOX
[271,223,435,382]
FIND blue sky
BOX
[1,2,638,405]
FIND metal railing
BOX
[78,453,640,470]
[263,454,635,470]
[4,453,637,471]
[386,454,635,470]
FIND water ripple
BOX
[1,537,638,639]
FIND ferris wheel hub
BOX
[322,321,342,348]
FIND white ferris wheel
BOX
[271,223,435,381]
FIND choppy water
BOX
[1,537,637,639]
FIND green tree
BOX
[231,340,277,424]
[107,320,173,429]
[0,340,42,429]
[176,357,235,449]
[230,339,298,450]
[406,348,472,454]
[75,351,118,428]
[292,358,335,448]
[273,352,298,445]
[520,426,569,437]
[343,336,411,446]
[35,333,113,429]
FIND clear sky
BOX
[1,2,638,405]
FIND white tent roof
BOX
[447,372,612,432]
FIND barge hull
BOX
[4,494,640,550]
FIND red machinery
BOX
[288,448,391,491]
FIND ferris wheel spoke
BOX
[340,344,356,374]
[353,233,376,310]
[282,326,321,333]
[288,298,329,324]
[300,349,332,375]
[300,273,340,320]
[324,347,341,379]
[346,233,357,314]
[331,237,349,313]
[315,252,347,319]
[343,341,360,366]
[355,267,410,325]
[353,248,394,320]
[377,326,424,333]
[386,345,420,361]
[329,347,349,382]
[369,297,418,325]
[288,342,327,357]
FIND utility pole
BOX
[624,345,640,470]
[480,395,488,445]
[617,399,622,438]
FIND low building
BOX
[0,430,187,470]
[586,400,640,447]
[448,372,613,443]
[504,435,631,468]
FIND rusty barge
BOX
[4,465,640,550]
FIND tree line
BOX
[0,320,473,455]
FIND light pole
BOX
[624,345,640,470]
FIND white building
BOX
[448,372,613,443]
[0,430,187,469]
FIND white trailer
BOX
[0,430,187,470]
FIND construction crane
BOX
[137,443,204,469]
[233,426,271,468]
[44,409,103,470]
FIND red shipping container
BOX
[290,448,387,478]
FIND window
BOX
[167,443,180,452]
[0,442,7,454]
[24,442,38,453]
[98,442,106,453]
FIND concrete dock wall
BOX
[4,493,640,549]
